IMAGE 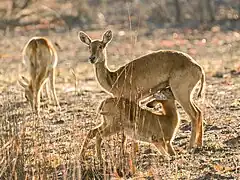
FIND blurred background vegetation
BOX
[0,0,239,32]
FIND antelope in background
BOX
[19,37,60,115]
[78,30,205,148]
[80,87,180,161]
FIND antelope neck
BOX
[94,60,114,93]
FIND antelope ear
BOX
[102,30,112,45]
[18,79,28,88]
[21,76,29,84]
[78,31,91,45]
[18,76,29,88]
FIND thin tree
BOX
[174,0,182,23]
[199,0,215,23]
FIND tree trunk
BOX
[206,0,215,22]
[174,0,182,23]
[199,0,215,23]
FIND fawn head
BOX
[78,30,113,64]
[18,76,34,109]
[98,97,135,123]
[98,97,118,115]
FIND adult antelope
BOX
[78,30,205,148]
[19,37,60,115]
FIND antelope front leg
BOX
[40,81,51,102]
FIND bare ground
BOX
[0,27,239,179]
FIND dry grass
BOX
[0,27,239,179]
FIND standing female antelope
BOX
[19,37,60,115]
[78,30,205,148]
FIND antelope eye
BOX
[88,46,92,52]
[99,45,103,49]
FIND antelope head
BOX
[18,76,34,109]
[78,30,113,64]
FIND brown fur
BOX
[78,30,205,148]
[80,95,180,161]
[19,37,60,115]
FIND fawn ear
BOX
[102,30,112,45]
[78,31,91,45]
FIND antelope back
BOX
[23,37,57,71]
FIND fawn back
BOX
[99,97,179,146]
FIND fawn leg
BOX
[153,140,170,160]
[80,127,101,159]
[167,142,176,156]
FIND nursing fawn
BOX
[80,88,180,161]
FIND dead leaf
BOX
[214,164,224,172]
